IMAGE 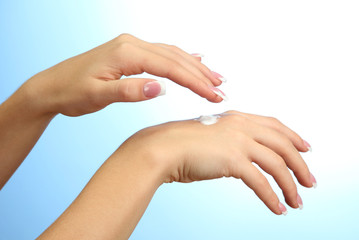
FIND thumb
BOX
[104,78,166,103]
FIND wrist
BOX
[110,145,166,188]
[118,123,194,185]
[1,81,56,123]
[0,76,56,189]
[113,137,174,187]
[20,72,58,118]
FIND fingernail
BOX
[211,71,227,83]
[278,202,288,216]
[297,194,303,210]
[191,53,204,58]
[310,173,317,188]
[143,81,166,98]
[303,140,312,152]
[209,86,228,101]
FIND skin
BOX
[39,111,313,239]
[0,34,314,239]
[0,34,222,189]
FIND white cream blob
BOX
[196,115,221,125]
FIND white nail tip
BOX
[282,210,288,216]
[218,76,227,83]
[299,204,303,210]
[211,88,228,101]
[192,53,204,58]
[157,80,166,96]
[307,146,312,152]
[312,182,317,189]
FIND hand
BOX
[24,33,224,117]
[119,110,315,215]
[38,111,314,239]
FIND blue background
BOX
[1,0,359,239]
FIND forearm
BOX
[38,145,164,240]
[0,81,55,189]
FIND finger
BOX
[191,53,204,61]
[247,121,312,188]
[239,161,285,215]
[264,117,309,152]
[237,112,309,152]
[99,78,165,103]
[166,46,223,86]
[129,46,222,102]
[115,34,217,87]
[148,43,218,87]
[112,37,223,102]
[247,140,299,209]
[155,43,222,86]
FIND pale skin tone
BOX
[0,33,222,188]
[0,34,315,239]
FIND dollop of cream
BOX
[196,115,221,125]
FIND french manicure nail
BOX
[278,202,288,216]
[143,81,166,98]
[191,53,204,58]
[303,140,312,152]
[209,86,228,101]
[310,173,317,188]
[211,71,227,83]
[297,194,303,210]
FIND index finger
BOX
[129,45,223,102]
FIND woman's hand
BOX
[0,33,225,189]
[25,33,224,117]
[119,110,316,215]
[39,110,315,239]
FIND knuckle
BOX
[230,114,250,126]
[115,41,134,55]
[271,155,287,169]
[267,116,282,126]
[219,114,251,134]
[168,44,180,51]
[223,110,240,115]
[256,177,270,191]
[115,33,134,43]
[277,135,296,158]
[118,82,132,101]
[278,134,293,148]
[267,116,288,133]
[266,189,278,201]
[260,185,278,205]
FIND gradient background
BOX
[1,0,359,239]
